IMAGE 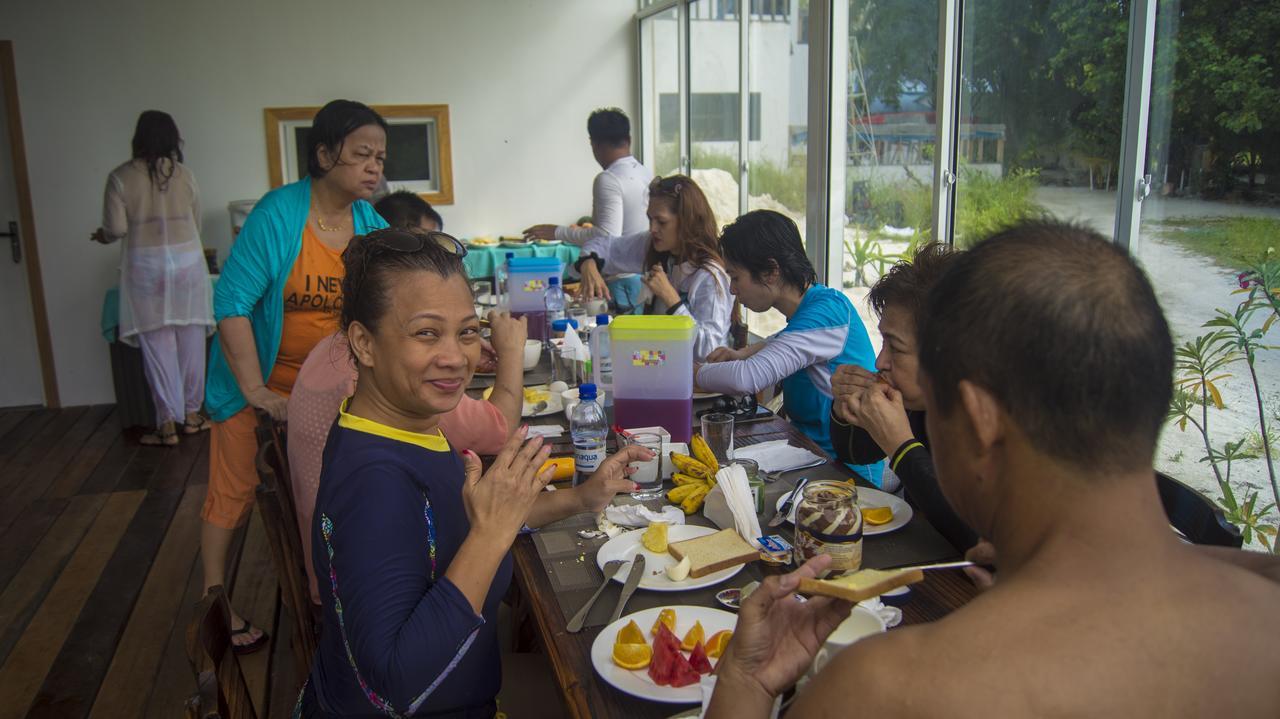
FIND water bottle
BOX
[494,252,514,307]
[570,383,608,487]
[544,275,566,346]
[590,314,614,408]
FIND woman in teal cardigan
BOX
[200,100,388,653]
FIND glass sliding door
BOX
[1134,0,1280,549]
[688,0,743,228]
[954,0,1128,246]
[640,6,684,177]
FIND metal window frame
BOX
[1113,0,1158,249]
[932,0,962,246]
[739,4,750,215]
[803,0,845,285]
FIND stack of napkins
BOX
[733,439,823,473]
[701,464,763,549]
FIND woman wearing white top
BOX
[576,175,733,361]
[93,111,214,446]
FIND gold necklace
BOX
[312,203,348,230]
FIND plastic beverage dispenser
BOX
[609,315,695,443]
[506,257,564,341]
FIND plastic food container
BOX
[609,315,695,442]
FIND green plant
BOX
[1167,253,1280,552]
[953,167,1043,247]
[1147,217,1280,271]
[842,233,894,288]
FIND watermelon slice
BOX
[667,649,702,688]
[688,641,713,675]
[648,624,682,686]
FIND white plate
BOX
[590,605,736,704]
[692,391,722,400]
[596,525,746,592]
[482,385,562,417]
[774,485,913,535]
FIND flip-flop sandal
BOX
[139,430,179,447]
[183,417,212,434]
[230,620,270,655]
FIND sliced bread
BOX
[796,567,924,602]
[667,529,758,578]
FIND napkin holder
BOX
[702,484,734,531]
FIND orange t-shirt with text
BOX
[267,226,344,394]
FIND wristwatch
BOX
[574,253,604,273]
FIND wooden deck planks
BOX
[0,408,34,441]
[231,508,281,718]
[45,406,122,499]
[0,408,56,474]
[0,494,107,666]
[86,485,206,719]
[0,490,144,719]
[0,407,90,532]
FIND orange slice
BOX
[680,620,705,652]
[861,506,894,525]
[611,641,652,669]
[705,629,733,659]
[616,620,645,646]
[651,608,676,636]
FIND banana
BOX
[690,434,720,475]
[680,485,711,514]
[672,472,705,486]
[669,452,712,479]
[667,483,702,503]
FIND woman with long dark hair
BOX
[200,100,389,652]
[92,110,213,446]
[575,175,733,360]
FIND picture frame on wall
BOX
[263,104,454,205]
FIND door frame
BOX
[1,40,58,407]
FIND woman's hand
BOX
[244,385,288,421]
[963,539,997,591]
[90,228,111,244]
[710,555,851,708]
[577,261,611,301]
[460,427,554,543]
[705,346,745,363]
[487,310,528,359]
[574,444,649,513]
[522,224,558,242]
[830,365,879,401]
[847,384,914,455]
[642,264,680,308]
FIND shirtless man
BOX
[707,220,1280,718]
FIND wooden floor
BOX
[0,405,297,719]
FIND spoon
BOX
[567,560,624,633]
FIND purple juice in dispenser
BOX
[613,397,693,443]
[513,310,549,341]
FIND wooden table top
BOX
[510,415,979,719]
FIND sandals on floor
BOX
[139,429,179,447]
[183,416,212,434]
[230,620,270,655]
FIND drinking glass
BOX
[567,306,590,330]
[471,280,493,306]
[626,432,665,500]
[701,413,735,463]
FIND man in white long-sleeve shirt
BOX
[524,108,652,311]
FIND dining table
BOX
[484,377,981,719]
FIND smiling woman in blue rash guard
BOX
[695,210,884,486]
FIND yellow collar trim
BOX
[337,398,451,453]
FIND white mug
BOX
[798,605,886,689]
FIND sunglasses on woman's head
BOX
[366,228,468,258]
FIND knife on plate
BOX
[767,476,811,528]
[609,554,645,623]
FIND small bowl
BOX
[561,388,580,417]
[522,339,542,371]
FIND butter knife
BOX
[767,476,811,528]
[609,554,646,623]
[566,560,624,633]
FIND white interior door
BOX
[0,66,46,408]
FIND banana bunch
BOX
[666,434,722,514]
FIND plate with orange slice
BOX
[774,485,912,535]
[591,605,737,704]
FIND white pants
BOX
[137,324,206,427]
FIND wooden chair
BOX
[186,586,259,719]
[254,434,318,683]
[1157,472,1243,547]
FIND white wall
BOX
[0,0,636,406]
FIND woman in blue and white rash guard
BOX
[695,210,884,485]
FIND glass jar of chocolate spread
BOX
[793,481,863,575]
